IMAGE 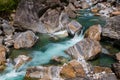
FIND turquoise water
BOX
[0,31,84,80]
[0,9,107,80]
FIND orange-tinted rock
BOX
[94,66,112,73]
[116,52,120,61]
[0,45,6,71]
[60,60,85,79]
[111,11,120,16]
[91,8,99,13]
[85,24,102,41]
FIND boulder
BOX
[14,55,31,69]
[0,17,14,35]
[111,11,120,16]
[13,0,70,33]
[101,15,120,48]
[91,66,117,80]
[60,60,86,79]
[13,0,49,33]
[25,66,62,80]
[115,52,120,62]
[64,3,77,18]
[40,8,61,33]
[65,38,101,60]
[14,31,38,49]
[0,45,6,71]
[112,63,120,79]
[66,20,82,36]
[102,15,120,39]
[85,24,102,41]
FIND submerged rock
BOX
[65,38,101,60]
[14,31,38,49]
[50,56,69,65]
[85,24,102,41]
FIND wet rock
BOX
[85,24,102,41]
[50,56,69,65]
[0,45,6,71]
[50,30,68,41]
[60,60,86,79]
[66,20,82,36]
[115,52,120,62]
[102,15,120,39]
[25,66,62,80]
[14,55,31,69]
[112,63,120,79]
[14,31,38,49]
[65,38,101,60]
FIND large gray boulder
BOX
[102,15,120,39]
[13,0,68,33]
[65,38,101,60]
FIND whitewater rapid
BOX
[0,31,84,80]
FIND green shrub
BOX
[0,0,19,12]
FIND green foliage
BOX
[0,0,19,12]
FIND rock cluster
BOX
[90,0,120,17]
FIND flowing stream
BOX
[0,9,112,80]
